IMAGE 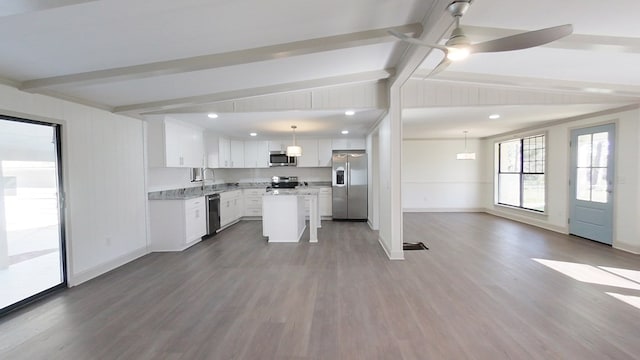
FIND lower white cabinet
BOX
[319,187,332,217]
[243,188,266,217]
[220,190,242,227]
[302,187,332,217]
[149,196,206,251]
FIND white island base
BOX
[262,195,306,242]
[262,190,320,243]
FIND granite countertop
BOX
[148,182,330,200]
[264,188,320,196]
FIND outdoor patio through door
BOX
[0,115,66,316]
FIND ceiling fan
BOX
[390,0,573,76]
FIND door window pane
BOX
[592,132,609,168]
[577,134,592,168]
[591,168,608,203]
[576,168,591,201]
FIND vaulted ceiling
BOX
[1,0,638,139]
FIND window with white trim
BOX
[497,134,545,212]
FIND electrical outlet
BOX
[105,236,112,246]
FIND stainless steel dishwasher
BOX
[206,193,221,236]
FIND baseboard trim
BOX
[68,246,149,287]
[378,235,404,260]
[613,242,640,255]
[403,207,484,213]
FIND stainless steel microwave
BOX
[269,151,297,167]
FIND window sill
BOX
[494,203,548,218]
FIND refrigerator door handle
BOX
[346,161,350,187]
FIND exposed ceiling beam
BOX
[464,26,640,54]
[414,70,640,98]
[20,23,420,92]
[114,69,394,115]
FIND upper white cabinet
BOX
[218,136,230,168]
[147,117,204,168]
[230,140,244,168]
[204,134,363,169]
[244,140,269,168]
[332,138,365,150]
[268,139,288,152]
[318,139,333,167]
[296,139,319,167]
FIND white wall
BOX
[483,108,640,253]
[402,139,485,211]
[366,132,379,230]
[0,84,148,285]
[376,113,394,255]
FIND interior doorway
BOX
[0,115,67,316]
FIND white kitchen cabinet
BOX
[218,137,230,168]
[244,140,269,168]
[149,196,206,251]
[243,188,266,217]
[318,139,333,167]
[147,117,204,168]
[296,139,318,167]
[220,190,242,228]
[319,187,332,217]
[332,138,365,151]
[268,139,288,152]
[230,140,244,168]
[303,187,331,218]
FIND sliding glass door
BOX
[0,116,66,315]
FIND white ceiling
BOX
[0,0,638,140]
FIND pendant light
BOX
[286,125,303,157]
[456,131,476,160]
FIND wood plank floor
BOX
[1,213,640,359]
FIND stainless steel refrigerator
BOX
[332,150,367,220]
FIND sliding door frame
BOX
[0,114,67,317]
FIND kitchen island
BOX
[262,188,320,243]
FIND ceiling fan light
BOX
[446,46,470,61]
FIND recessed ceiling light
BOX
[489,114,501,119]
[249,132,257,137]
[341,130,349,135]
[207,113,218,119]
[345,110,355,116]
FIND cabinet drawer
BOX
[220,190,241,200]
[184,197,204,209]
[244,208,262,216]
[319,187,332,195]
[244,197,262,206]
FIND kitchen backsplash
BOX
[221,167,331,183]
[147,167,331,192]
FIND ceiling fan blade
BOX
[427,57,452,77]
[388,30,448,51]
[470,24,573,53]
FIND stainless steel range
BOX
[270,176,299,188]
